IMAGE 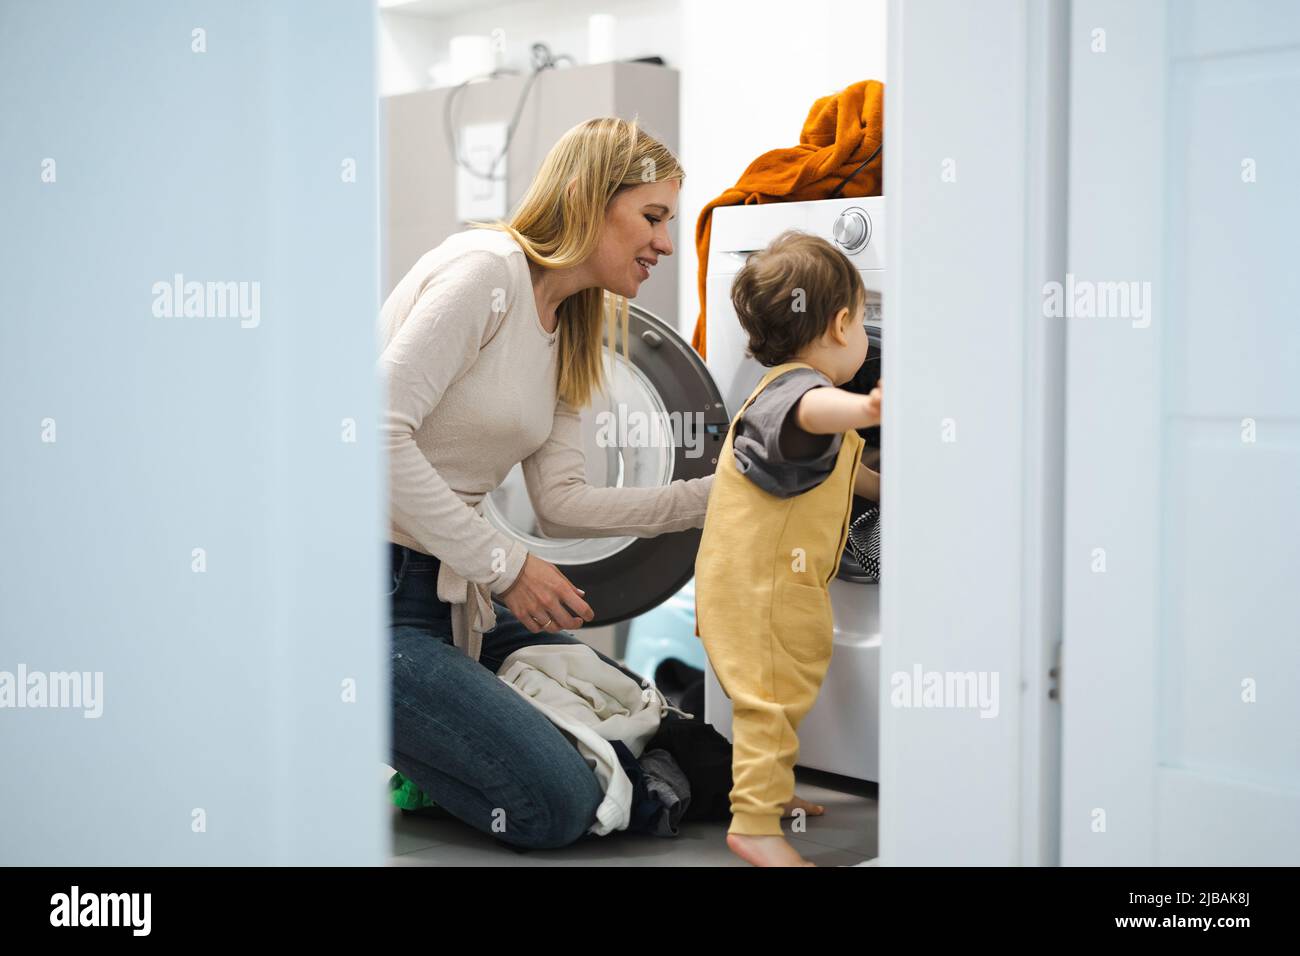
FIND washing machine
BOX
[480,195,884,783]
[480,308,730,626]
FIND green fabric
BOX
[388,771,437,811]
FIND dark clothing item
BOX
[731,367,842,498]
[609,743,692,837]
[654,657,706,717]
[639,748,692,836]
[645,712,735,823]
[609,741,694,838]
[611,741,662,836]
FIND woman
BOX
[381,118,816,850]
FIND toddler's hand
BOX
[860,379,883,427]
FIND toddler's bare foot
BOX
[727,832,816,867]
[782,794,825,818]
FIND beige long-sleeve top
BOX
[379,227,713,660]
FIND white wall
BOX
[380,0,683,97]
[380,0,888,339]
[380,13,442,96]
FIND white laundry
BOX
[497,643,691,836]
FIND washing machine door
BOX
[481,304,730,627]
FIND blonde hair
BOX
[476,117,683,408]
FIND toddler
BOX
[695,230,882,867]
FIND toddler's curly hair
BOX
[729,230,865,366]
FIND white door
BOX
[0,1,385,865]
[1061,0,1300,865]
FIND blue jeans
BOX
[388,543,644,849]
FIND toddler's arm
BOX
[854,463,880,501]
[795,379,883,434]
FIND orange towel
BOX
[690,79,884,359]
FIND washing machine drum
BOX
[847,324,883,450]
[481,303,730,628]
[839,324,882,582]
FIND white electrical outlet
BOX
[456,122,508,222]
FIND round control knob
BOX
[833,209,871,252]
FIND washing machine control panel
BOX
[833,207,872,252]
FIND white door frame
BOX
[881,0,1068,865]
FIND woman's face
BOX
[590,180,679,299]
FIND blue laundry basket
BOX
[622,578,706,682]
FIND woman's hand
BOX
[497,553,595,634]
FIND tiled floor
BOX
[385,764,878,867]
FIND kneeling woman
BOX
[380,117,815,849]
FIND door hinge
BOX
[1047,640,1062,701]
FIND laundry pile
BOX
[390,644,734,837]
[690,78,885,359]
[498,643,689,835]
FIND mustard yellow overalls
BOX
[695,362,865,836]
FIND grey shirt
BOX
[732,367,843,498]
